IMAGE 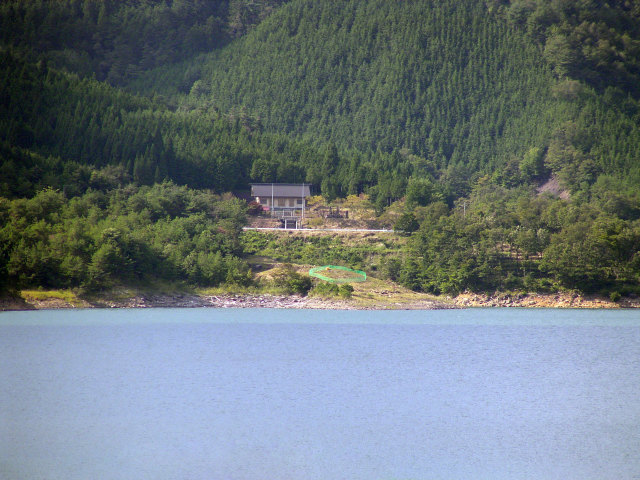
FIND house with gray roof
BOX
[250,183,311,228]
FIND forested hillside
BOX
[136,0,640,193]
[147,0,557,167]
[2,0,640,299]
[0,50,325,194]
[498,0,640,97]
[0,47,322,292]
[0,0,287,87]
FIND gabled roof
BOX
[251,183,311,198]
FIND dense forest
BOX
[0,180,252,293]
[0,50,323,193]
[0,0,287,87]
[1,0,640,298]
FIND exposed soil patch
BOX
[537,175,570,199]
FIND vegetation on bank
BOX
[20,289,84,307]
[402,184,640,298]
[1,172,639,301]
[241,230,404,275]
[0,181,251,293]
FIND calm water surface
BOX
[1,308,639,480]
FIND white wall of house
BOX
[256,197,305,208]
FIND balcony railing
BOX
[270,208,304,218]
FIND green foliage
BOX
[308,281,353,299]
[0,50,328,194]
[503,0,640,97]
[0,181,252,291]
[0,0,287,87]
[186,0,555,170]
[310,282,353,299]
[241,231,402,273]
[3,2,640,206]
[398,179,640,296]
[519,147,546,182]
[310,282,340,298]
[405,177,443,208]
[338,283,354,298]
[394,212,419,235]
[126,0,640,205]
[269,264,312,295]
[538,215,640,293]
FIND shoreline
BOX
[451,292,640,309]
[0,292,453,311]
[2,290,638,311]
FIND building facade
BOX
[250,183,311,227]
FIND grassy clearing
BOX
[250,262,449,308]
[309,266,366,283]
[241,229,405,278]
[196,285,263,296]
[21,289,85,306]
[346,275,446,308]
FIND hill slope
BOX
[0,0,289,87]
[180,0,554,170]
[131,0,640,195]
[0,50,326,195]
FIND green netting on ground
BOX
[309,265,367,284]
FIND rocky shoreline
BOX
[451,292,640,309]
[1,293,375,311]
[93,293,362,310]
[2,291,638,311]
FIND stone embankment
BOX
[2,292,453,311]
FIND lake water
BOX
[1,308,639,480]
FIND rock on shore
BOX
[452,292,639,308]
[98,293,356,309]
[1,293,361,311]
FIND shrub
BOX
[247,201,264,215]
[394,212,419,235]
[271,264,312,295]
[339,284,354,298]
[310,282,340,297]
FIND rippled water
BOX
[1,308,639,480]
